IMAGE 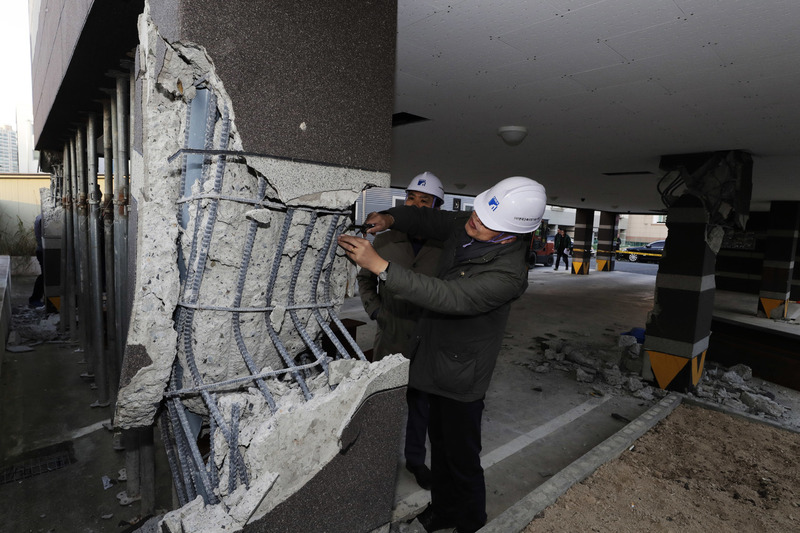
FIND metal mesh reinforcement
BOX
[160,85,366,505]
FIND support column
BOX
[66,138,78,341]
[757,201,800,318]
[595,211,619,272]
[59,144,71,335]
[76,128,92,363]
[102,100,120,407]
[106,96,119,369]
[643,194,715,391]
[571,208,594,275]
[114,73,130,367]
[87,113,110,407]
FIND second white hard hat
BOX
[406,171,445,202]
[474,176,547,233]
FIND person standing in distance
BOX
[339,176,547,533]
[553,227,571,271]
[356,171,445,490]
[29,214,45,308]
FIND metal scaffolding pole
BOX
[59,143,71,335]
[75,127,91,359]
[87,114,110,407]
[107,95,120,368]
[114,73,129,366]
[102,101,119,404]
[114,70,142,505]
[66,138,78,341]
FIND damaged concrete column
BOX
[757,201,800,318]
[643,194,715,391]
[646,150,754,391]
[113,1,405,531]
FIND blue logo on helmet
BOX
[489,196,500,211]
[417,179,427,186]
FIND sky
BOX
[0,0,33,128]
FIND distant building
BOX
[0,125,19,173]
[15,117,39,173]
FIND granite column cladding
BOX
[643,194,716,391]
[714,211,769,294]
[160,0,397,173]
[596,211,619,272]
[571,208,594,275]
[758,201,800,318]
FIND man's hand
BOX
[364,212,394,234]
[338,234,390,275]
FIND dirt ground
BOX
[524,403,800,532]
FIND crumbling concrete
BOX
[519,334,796,425]
[160,356,408,532]
[113,4,400,531]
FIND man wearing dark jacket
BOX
[339,176,547,533]
[553,227,572,271]
[357,171,445,490]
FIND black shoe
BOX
[406,463,432,490]
[415,504,457,533]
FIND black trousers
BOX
[405,386,430,467]
[30,250,44,303]
[428,393,486,533]
[555,249,569,269]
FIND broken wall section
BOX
[117,5,392,428]
[116,3,403,531]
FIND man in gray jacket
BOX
[357,171,445,489]
[340,176,547,533]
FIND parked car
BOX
[618,240,665,262]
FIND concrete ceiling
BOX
[391,0,800,214]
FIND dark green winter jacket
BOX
[382,206,529,402]
[356,229,443,360]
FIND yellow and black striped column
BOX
[643,194,715,391]
[571,208,594,275]
[595,211,619,272]
[758,201,800,318]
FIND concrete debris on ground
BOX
[8,306,64,346]
[515,335,796,427]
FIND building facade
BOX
[0,126,19,173]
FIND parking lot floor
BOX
[2,264,798,532]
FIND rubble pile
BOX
[7,306,63,350]
[517,334,794,425]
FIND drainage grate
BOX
[0,442,76,484]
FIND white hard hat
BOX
[406,171,445,202]
[474,176,547,233]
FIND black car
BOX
[618,240,665,262]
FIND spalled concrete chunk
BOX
[740,390,785,418]
[159,355,408,532]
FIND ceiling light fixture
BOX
[497,125,528,146]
